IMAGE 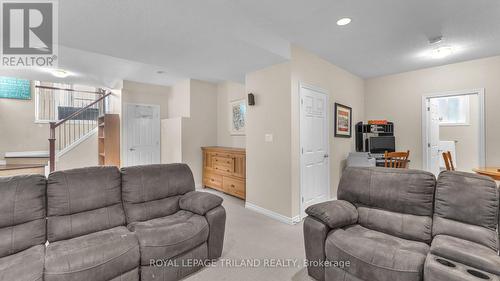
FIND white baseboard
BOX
[245,202,300,225]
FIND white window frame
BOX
[436,95,470,126]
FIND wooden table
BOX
[473,167,500,181]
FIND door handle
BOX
[129,148,136,151]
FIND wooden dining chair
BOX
[442,151,455,171]
[384,150,410,169]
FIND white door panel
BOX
[300,86,330,217]
[428,99,440,176]
[124,104,161,167]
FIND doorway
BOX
[123,103,161,167]
[422,89,485,176]
[299,83,330,218]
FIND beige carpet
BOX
[185,189,315,281]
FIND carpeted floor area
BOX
[185,189,315,281]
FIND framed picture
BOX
[0,77,31,100]
[230,99,246,135]
[334,103,352,138]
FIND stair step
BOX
[4,151,50,165]
[0,164,45,177]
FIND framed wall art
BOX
[334,103,352,138]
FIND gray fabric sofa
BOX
[304,167,500,281]
[0,163,225,281]
[0,174,46,281]
[121,164,226,281]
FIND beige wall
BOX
[290,46,365,215]
[216,81,246,148]
[167,79,190,118]
[365,56,500,169]
[246,62,293,217]
[57,133,98,170]
[0,83,49,161]
[121,80,170,119]
[245,46,365,219]
[181,80,218,186]
[439,94,479,172]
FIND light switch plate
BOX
[265,133,273,142]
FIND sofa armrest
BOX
[179,191,223,215]
[305,200,358,229]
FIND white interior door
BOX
[427,99,441,176]
[300,85,330,218]
[124,104,161,167]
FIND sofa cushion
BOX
[0,175,46,258]
[357,207,432,243]
[47,166,125,242]
[430,235,500,275]
[0,245,44,281]
[121,164,195,223]
[128,210,209,265]
[326,224,429,281]
[433,171,499,251]
[179,191,223,215]
[44,226,140,281]
[305,200,358,229]
[338,167,436,217]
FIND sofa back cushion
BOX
[47,166,125,242]
[0,175,46,258]
[433,171,499,250]
[121,164,195,223]
[338,167,436,242]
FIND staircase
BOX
[1,83,111,176]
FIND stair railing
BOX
[47,88,111,172]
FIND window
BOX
[435,95,470,126]
[34,81,103,122]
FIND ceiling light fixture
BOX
[48,69,71,78]
[429,46,454,59]
[336,18,351,26]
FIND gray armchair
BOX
[424,171,500,281]
[304,167,436,281]
[121,164,226,281]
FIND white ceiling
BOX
[10,0,500,87]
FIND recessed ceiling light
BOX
[429,46,454,59]
[336,18,352,26]
[46,68,71,78]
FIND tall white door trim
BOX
[299,82,331,219]
[421,88,485,172]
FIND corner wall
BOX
[246,62,293,217]
[365,56,500,168]
[290,46,365,216]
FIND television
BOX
[369,136,395,154]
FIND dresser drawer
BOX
[203,172,223,191]
[223,177,245,199]
[214,164,233,174]
[213,156,234,167]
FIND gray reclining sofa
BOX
[304,167,500,281]
[0,163,225,281]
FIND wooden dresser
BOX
[202,146,246,199]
